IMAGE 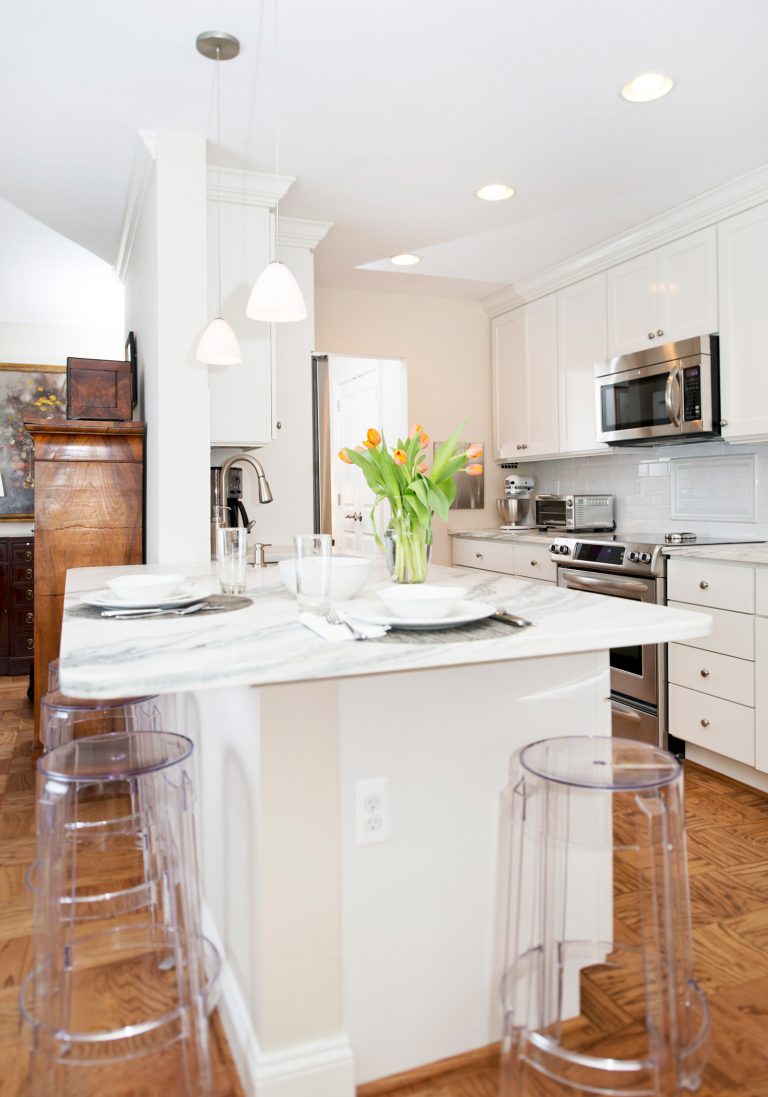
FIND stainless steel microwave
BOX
[535,494,614,531]
[595,334,720,445]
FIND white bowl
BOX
[105,573,187,603]
[278,556,373,600]
[377,584,467,620]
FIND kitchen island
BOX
[58,561,710,1097]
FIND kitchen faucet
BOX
[214,453,273,562]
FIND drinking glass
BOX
[216,528,247,594]
[293,534,332,615]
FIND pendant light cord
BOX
[273,0,280,262]
[215,46,223,316]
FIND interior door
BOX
[334,367,380,556]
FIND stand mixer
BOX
[497,475,535,530]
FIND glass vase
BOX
[383,514,432,584]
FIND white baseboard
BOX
[202,904,356,1097]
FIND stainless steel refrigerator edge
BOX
[312,354,334,537]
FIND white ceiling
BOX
[3,0,768,300]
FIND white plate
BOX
[349,599,496,631]
[80,588,199,611]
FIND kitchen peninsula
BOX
[57,561,710,1096]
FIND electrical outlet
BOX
[355,778,389,845]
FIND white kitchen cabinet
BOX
[557,273,609,454]
[718,202,768,442]
[451,537,555,584]
[606,227,718,357]
[491,295,558,460]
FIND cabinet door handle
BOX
[24,551,32,563]
[648,332,656,339]
[530,559,538,566]
[700,669,710,678]
[521,443,528,450]
[25,589,33,600]
[656,329,664,337]
[516,444,522,450]
[699,580,709,590]
[26,612,33,625]
[720,419,728,428]
[26,637,33,651]
[700,718,710,727]
[475,552,484,559]
[24,568,32,580]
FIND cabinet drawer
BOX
[0,542,7,562]
[11,631,33,657]
[668,684,754,765]
[515,543,557,583]
[12,606,34,630]
[10,543,33,565]
[451,539,516,576]
[11,583,34,606]
[755,569,768,616]
[667,558,754,612]
[667,601,754,659]
[668,643,754,706]
[12,564,34,583]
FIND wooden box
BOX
[66,357,133,421]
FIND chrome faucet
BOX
[213,454,273,557]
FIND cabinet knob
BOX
[648,332,655,340]
[26,637,33,651]
[516,444,522,450]
[26,612,33,625]
[24,568,32,580]
[530,559,538,566]
[700,668,710,678]
[24,551,32,563]
[699,580,709,590]
[25,589,33,600]
[521,443,528,450]
[720,419,728,428]
[700,718,710,728]
[475,552,484,559]
[656,329,664,337]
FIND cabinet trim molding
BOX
[483,162,768,317]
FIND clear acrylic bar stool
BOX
[40,689,162,752]
[501,736,709,1097]
[20,731,218,1097]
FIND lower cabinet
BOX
[451,537,556,584]
[0,537,34,675]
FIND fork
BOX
[326,607,366,640]
[101,602,209,619]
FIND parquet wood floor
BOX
[3,674,768,1096]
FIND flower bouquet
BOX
[339,424,483,583]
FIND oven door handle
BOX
[611,700,643,726]
[665,366,683,428]
[559,572,651,598]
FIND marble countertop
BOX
[57,560,711,699]
[449,528,550,543]
[662,544,768,565]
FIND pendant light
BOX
[196,31,243,365]
[245,0,307,323]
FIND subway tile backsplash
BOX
[523,440,768,538]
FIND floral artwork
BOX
[0,364,66,519]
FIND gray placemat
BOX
[67,594,253,620]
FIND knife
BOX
[491,610,533,628]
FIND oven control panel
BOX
[549,537,665,576]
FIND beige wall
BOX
[315,287,502,564]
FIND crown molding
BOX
[207,165,295,207]
[278,216,334,250]
[115,131,157,281]
[482,162,768,317]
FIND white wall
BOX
[315,287,503,564]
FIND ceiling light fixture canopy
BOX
[476,183,515,202]
[621,72,675,103]
[245,0,308,324]
[195,30,243,366]
[390,253,421,266]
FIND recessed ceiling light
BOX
[476,183,516,202]
[621,72,675,103]
[390,253,421,266]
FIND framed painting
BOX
[0,363,67,520]
[433,440,485,510]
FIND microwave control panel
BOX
[683,365,701,421]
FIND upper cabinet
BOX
[606,227,718,357]
[719,203,768,442]
[492,295,558,460]
[557,273,609,455]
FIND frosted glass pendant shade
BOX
[246,260,307,322]
[196,317,242,365]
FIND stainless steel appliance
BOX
[535,493,614,531]
[497,475,535,529]
[595,334,720,445]
[210,456,273,558]
[549,530,765,747]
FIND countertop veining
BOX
[58,560,710,699]
[662,544,768,565]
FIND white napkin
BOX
[299,612,389,641]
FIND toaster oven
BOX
[535,494,614,531]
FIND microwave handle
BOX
[665,367,683,427]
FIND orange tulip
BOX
[393,449,408,465]
[419,432,429,447]
[366,428,381,447]
[466,443,484,459]
[362,440,374,448]
[409,423,423,437]
[464,463,484,476]
[338,448,353,464]
[418,462,429,474]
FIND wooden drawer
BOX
[667,558,754,612]
[668,643,754,706]
[514,542,557,583]
[11,631,33,657]
[11,583,34,607]
[10,543,33,565]
[667,601,754,659]
[668,683,754,765]
[451,539,516,576]
[12,606,34,630]
[12,563,34,583]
